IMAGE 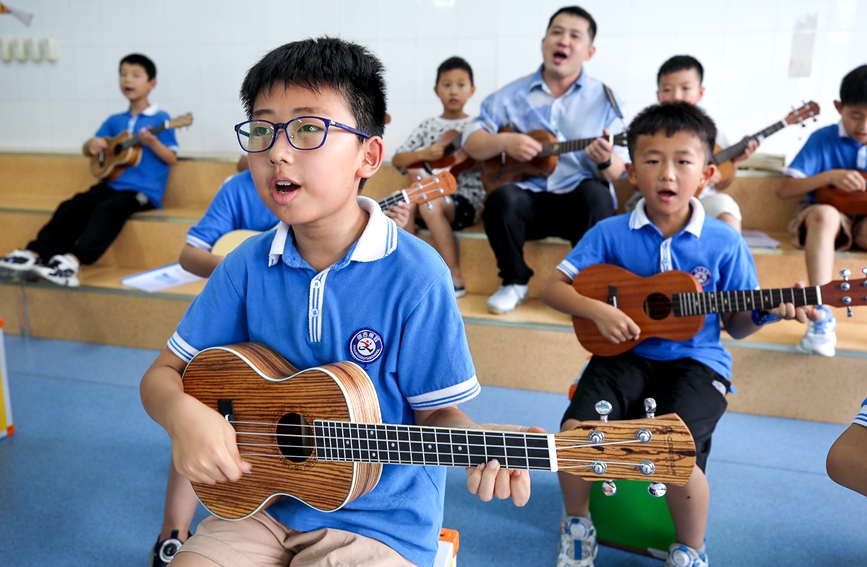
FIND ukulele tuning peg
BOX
[594,400,612,422]
[426,202,434,210]
[840,269,851,281]
[601,480,617,497]
[648,482,667,498]
[443,196,452,205]
[638,460,655,476]
[644,398,657,418]
[591,461,607,475]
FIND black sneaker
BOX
[150,530,189,567]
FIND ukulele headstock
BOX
[169,112,194,129]
[404,171,457,206]
[554,411,695,486]
[819,268,867,317]
[784,101,820,127]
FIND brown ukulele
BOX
[815,171,867,215]
[481,128,629,193]
[90,113,194,181]
[210,173,458,256]
[704,102,820,193]
[182,342,696,519]
[405,130,475,180]
[571,263,867,357]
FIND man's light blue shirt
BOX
[465,66,627,194]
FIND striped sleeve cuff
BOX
[186,234,213,251]
[407,376,481,410]
[557,260,579,281]
[853,399,867,428]
[168,332,199,363]
[784,167,806,179]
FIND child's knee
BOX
[805,204,841,228]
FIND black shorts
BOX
[414,194,477,232]
[561,351,730,472]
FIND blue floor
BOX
[0,334,864,566]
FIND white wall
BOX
[1,0,865,162]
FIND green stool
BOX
[589,480,675,559]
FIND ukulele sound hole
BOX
[276,412,313,463]
[644,293,673,320]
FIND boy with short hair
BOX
[0,53,178,286]
[389,56,485,296]
[140,38,535,567]
[654,55,757,233]
[776,64,867,357]
[540,102,813,567]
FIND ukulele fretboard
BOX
[712,121,786,165]
[314,420,554,470]
[378,192,406,210]
[673,286,821,317]
[539,137,595,158]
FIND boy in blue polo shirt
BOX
[178,169,278,277]
[140,38,534,567]
[0,53,178,287]
[776,65,867,357]
[540,102,814,567]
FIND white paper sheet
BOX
[742,230,780,248]
[121,263,204,293]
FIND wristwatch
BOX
[596,157,612,170]
[751,310,780,326]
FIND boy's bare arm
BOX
[414,406,540,507]
[179,243,223,278]
[391,145,445,168]
[140,347,250,484]
[540,270,640,344]
[139,128,179,166]
[776,170,867,199]
[464,129,542,162]
[827,424,867,497]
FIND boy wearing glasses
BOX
[140,38,537,567]
[0,53,178,286]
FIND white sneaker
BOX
[0,249,38,278]
[555,515,597,567]
[33,254,80,287]
[487,284,528,314]
[797,305,837,357]
[665,542,708,567]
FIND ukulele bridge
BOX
[607,285,618,309]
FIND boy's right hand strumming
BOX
[591,302,641,345]
[828,169,867,193]
[83,137,108,157]
[419,143,446,162]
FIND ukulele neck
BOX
[538,137,596,158]
[673,286,821,317]
[378,192,406,210]
[121,121,169,150]
[712,121,786,165]
[314,420,555,470]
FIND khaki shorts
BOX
[699,192,743,221]
[787,203,867,251]
[177,511,417,567]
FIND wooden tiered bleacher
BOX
[1,153,865,424]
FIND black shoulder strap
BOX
[602,84,623,120]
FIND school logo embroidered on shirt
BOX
[690,266,712,287]
[348,328,384,364]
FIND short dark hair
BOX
[627,102,717,163]
[657,55,704,85]
[436,56,474,86]
[840,65,867,106]
[547,6,597,42]
[240,37,387,140]
[120,53,156,81]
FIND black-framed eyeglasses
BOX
[234,117,370,153]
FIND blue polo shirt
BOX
[556,198,759,380]
[168,197,480,567]
[94,104,179,207]
[186,171,278,250]
[785,123,867,204]
[854,398,867,428]
[465,66,627,194]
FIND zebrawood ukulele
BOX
[481,128,628,193]
[815,171,867,215]
[703,102,819,193]
[571,263,867,356]
[405,130,475,180]
[90,113,193,181]
[210,172,457,256]
[182,342,696,520]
